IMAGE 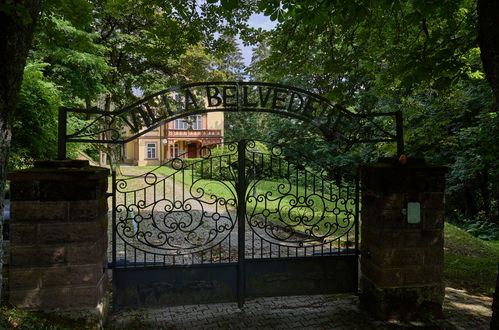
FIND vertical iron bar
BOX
[236,139,247,308]
[395,111,404,156]
[58,107,67,160]
[111,171,117,268]
[252,230,255,258]
[228,232,231,262]
[355,168,360,259]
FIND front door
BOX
[187,142,197,158]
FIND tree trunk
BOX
[101,94,123,175]
[478,169,491,216]
[463,187,478,218]
[99,149,107,167]
[478,0,499,102]
[108,146,122,177]
[492,263,499,329]
[478,0,499,322]
[0,0,41,299]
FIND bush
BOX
[450,210,499,241]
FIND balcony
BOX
[166,129,222,139]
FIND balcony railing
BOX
[166,129,222,138]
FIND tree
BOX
[84,0,253,171]
[247,39,270,81]
[213,34,260,141]
[0,0,41,300]
[31,14,110,109]
[245,0,499,216]
[6,10,112,171]
[217,34,246,80]
[9,62,61,169]
[0,0,254,302]
[477,0,499,103]
[249,0,499,320]
[477,0,499,326]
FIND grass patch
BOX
[0,302,95,329]
[444,222,499,296]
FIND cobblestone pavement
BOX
[106,287,493,329]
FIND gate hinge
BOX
[105,192,114,199]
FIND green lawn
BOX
[124,164,356,241]
[444,222,499,296]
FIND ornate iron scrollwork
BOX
[112,140,358,267]
[114,141,239,265]
[244,140,356,258]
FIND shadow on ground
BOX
[106,287,492,330]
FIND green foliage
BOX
[256,0,478,96]
[461,218,499,241]
[400,72,498,221]
[449,210,499,241]
[246,0,499,226]
[31,14,110,107]
[10,0,255,170]
[0,301,95,329]
[191,145,238,181]
[444,223,499,295]
[9,62,60,170]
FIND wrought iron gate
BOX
[110,140,359,309]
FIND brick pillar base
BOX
[359,158,446,321]
[8,160,109,325]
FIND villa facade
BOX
[123,112,224,166]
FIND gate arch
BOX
[58,81,403,158]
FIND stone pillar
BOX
[8,160,109,323]
[359,158,447,321]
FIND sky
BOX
[239,13,277,66]
[133,13,275,96]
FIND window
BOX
[146,143,157,159]
[174,115,202,130]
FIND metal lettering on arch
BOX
[58,81,404,158]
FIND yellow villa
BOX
[123,112,224,166]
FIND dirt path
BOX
[440,287,492,329]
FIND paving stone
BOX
[107,288,493,329]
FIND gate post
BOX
[8,160,109,325]
[359,158,447,320]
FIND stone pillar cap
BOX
[34,160,90,169]
[8,159,108,181]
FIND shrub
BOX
[450,210,499,241]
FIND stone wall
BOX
[8,160,109,323]
[359,158,447,321]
